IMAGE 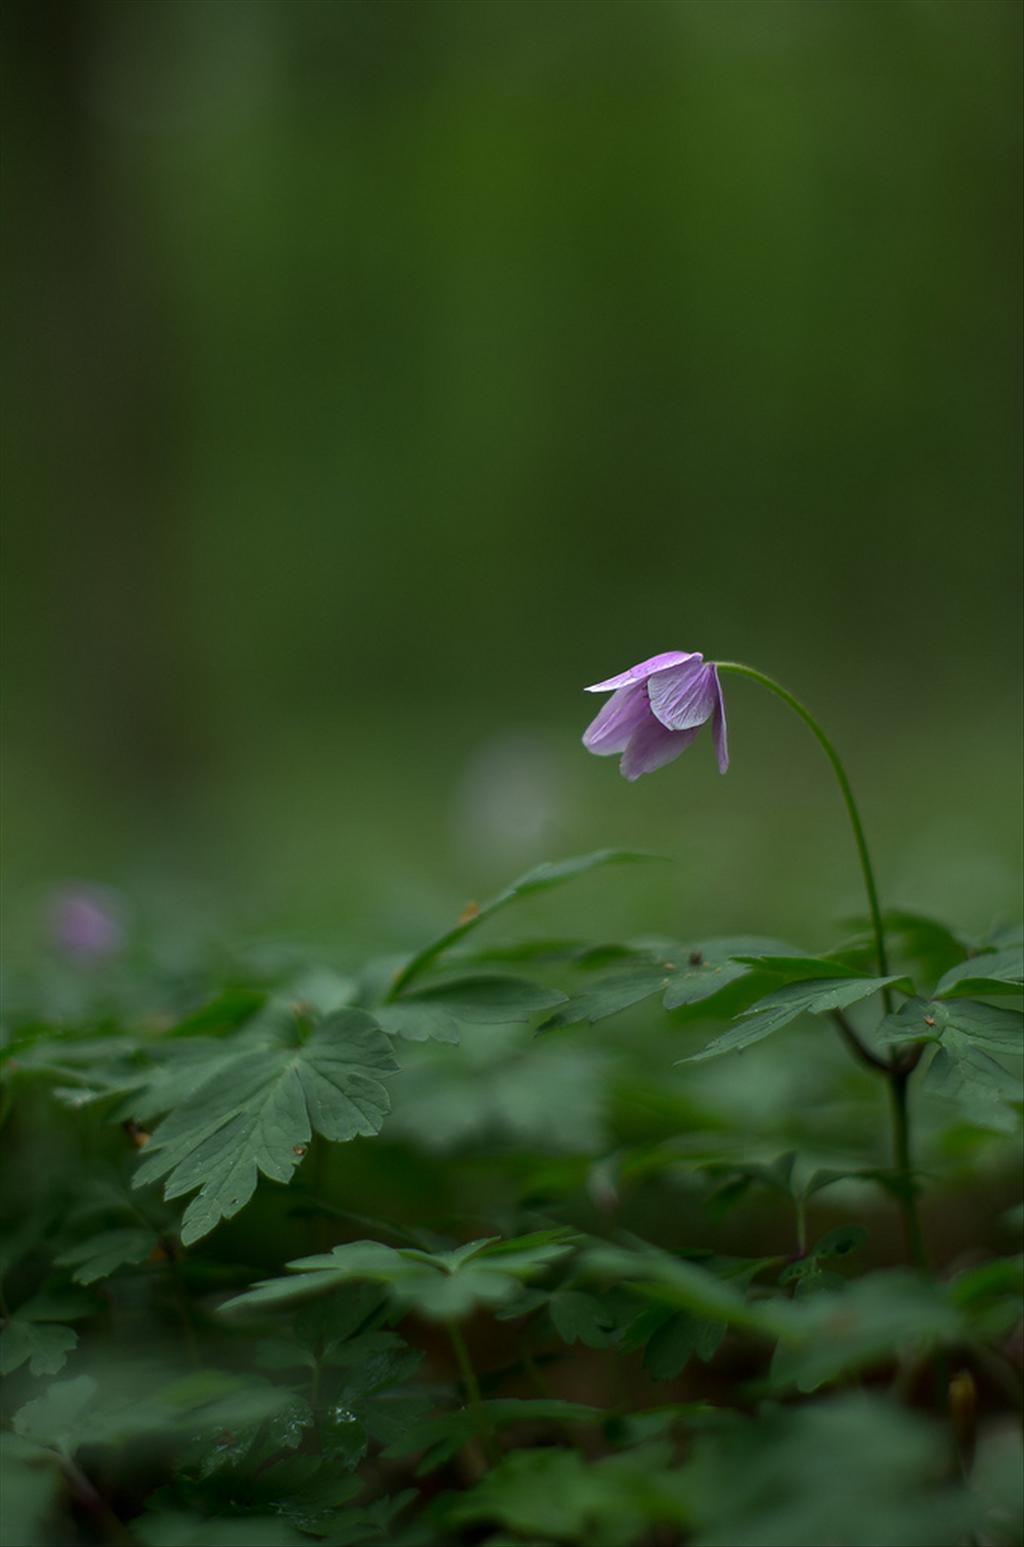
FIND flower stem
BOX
[447,1322,500,1467]
[714,663,890,998]
[716,662,929,1266]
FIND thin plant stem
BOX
[447,1322,500,1467]
[794,1195,808,1258]
[716,662,932,1268]
[61,1458,134,1547]
[714,663,890,1002]
[889,1069,927,1269]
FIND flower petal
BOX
[620,717,701,781]
[646,659,719,731]
[582,683,651,756]
[711,667,729,774]
[585,651,700,693]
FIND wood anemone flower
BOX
[582,650,729,780]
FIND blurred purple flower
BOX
[48,887,123,963]
[582,650,728,780]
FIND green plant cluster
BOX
[1,852,1021,1546]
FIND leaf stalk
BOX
[447,1322,500,1468]
[714,662,890,1005]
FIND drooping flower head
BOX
[582,651,728,780]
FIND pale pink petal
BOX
[647,659,718,731]
[711,668,729,773]
[620,718,701,781]
[585,651,700,693]
[582,683,651,756]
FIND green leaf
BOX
[221,1231,574,1323]
[394,973,566,1024]
[0,1434,63,1547]
[728,953,861,980]
[13,1375,98,1452]
[878,997,1023,1054]
[947,1254,1024,1310]
[707,1152,798,1200]
[661,937,797,1009]
[385,1399,605,1475]
[539,968,668,1030]
[326,1490,417,1546]
[779,1225,868,1285]
[241,1460,373,1534]
[0,1286,92,1375]
[541,937,798,1030]
[549,1290,618,1348]
[387,849,659,996]
[372,1002,461,1043]
[383,1028,608,1153]
[924,1043,1022,1129]
[178,1392,314,1478]
[132,1009,398,1245]
[0,1320,78,1378]
[643,1311,726,1380]
[166,989,269,1039]
[684,1393,979,1547]
[876,910,971,978]
[446,1442,689,1546]
[55,1227,159,1285]
[935,946,1023,999]
[583,1242,788,1339]
[769,1270,966,1392]
[684,975,911,1063]
[134,1512,310,1546]
[15,1368,298,1463]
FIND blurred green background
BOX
[3,0,1021,960]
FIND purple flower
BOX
[582,650,728,780]
[47,887,123,963]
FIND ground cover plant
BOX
[1,651,1021,1547]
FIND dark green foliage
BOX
[1,853,1020,1545]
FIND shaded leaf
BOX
[0,1434,63,1547]
[0,1320,77,1378]
[583,1242,788,1339]
[685,1393,978,1546]
[549,1290,617,1348]
[372,1003,461,1044]
[924,1044,1022,1130]
[878,997,1023,1054]
[447,1442,689,1546]
[935,947,1023,1000]
[132,1009,398,1245]
[55,1227,159,1285]
[385,1399,605,1475]
[644,1311,726,1380]
[769,1271,965,1393]
[166,989,269,1039]
[134,1511,309,1546]
[539,968,668,1031]
[221,1232,574,1323]
[684,975,911,1063]
[661,937,797,1010]
[395,973,566,1024]
[779,1226,868,1285]
[387,850,660,996]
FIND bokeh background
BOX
[3,0,1021,962]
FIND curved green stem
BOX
[716,663,928,1268]
[715,663,890,990]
